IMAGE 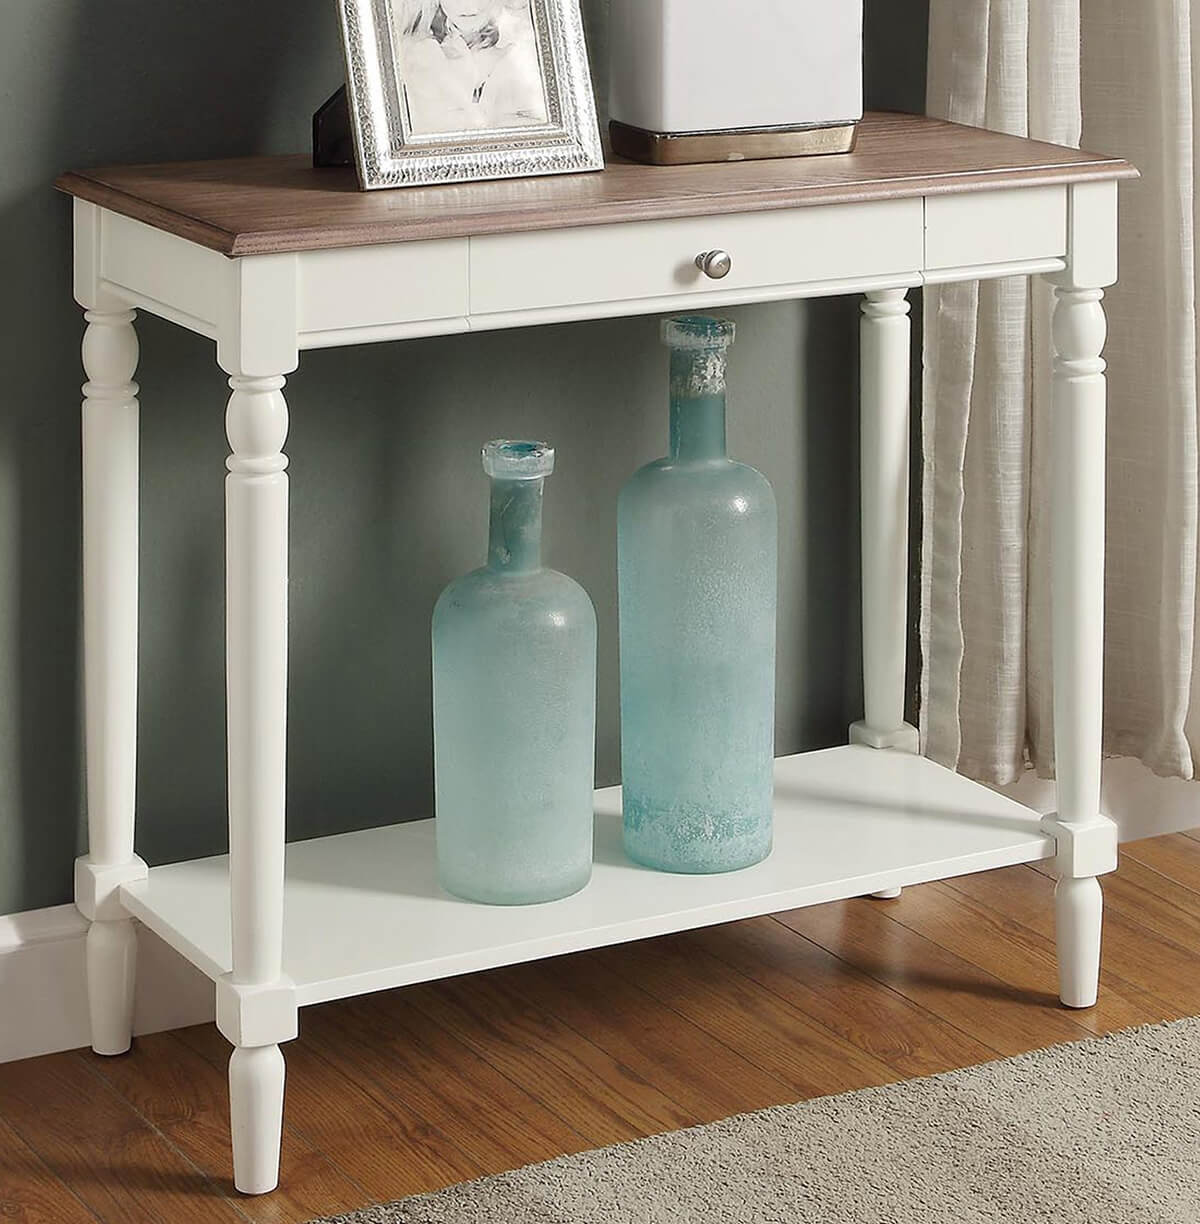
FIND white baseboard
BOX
[0,906,214,1064]
[998,755,1200,844]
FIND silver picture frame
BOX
[336,0,604,189]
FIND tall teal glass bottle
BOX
[433,441,596,905]
[618,316,777,874]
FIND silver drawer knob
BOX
[695,250,733,280]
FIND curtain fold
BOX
[923,1,1200,818]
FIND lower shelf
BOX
[120,745,1053,1008]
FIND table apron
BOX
[79,182,1100,352]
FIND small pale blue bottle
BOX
[433,441,597,905]
[618,316,777,874]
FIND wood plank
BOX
[177,1022,479,1203]
[885,878,1156,1035]
[301,990,593,1179]
[776,895,1101,1056]
[1030,853,1200,963]
[678,917,1000,1077]
[0,1051,247,1224]
[54,113,1137,256]
[591,932,901,1097]
[944,865,1194,1018]
[403,968,694,1146]
[1122,832,1200,893]
[0,1113,102,1224]
[501,952,794,1123]
[86,1032,361,1223]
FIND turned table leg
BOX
[1043,274,1118,1009]
[76,307,148,1055]
[218,372,296,1194]
[854,288,919,901]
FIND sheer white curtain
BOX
[923,1,1200,835]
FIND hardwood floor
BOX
[3,834,1199,1223]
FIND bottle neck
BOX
[487,477,544,572]
[669,348,728,462]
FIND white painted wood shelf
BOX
[121,745,1052,1007]
[59,113,1135,1194]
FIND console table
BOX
[57,112,1136,1196]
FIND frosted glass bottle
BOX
[433,441,597,905]
[618,316,777,873]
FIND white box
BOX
[609,0,864,136]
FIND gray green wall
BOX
[0,0,927,914]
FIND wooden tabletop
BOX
[56,112,1136,258]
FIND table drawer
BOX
[925,185,1067,270]
[298,239,469,337]
[470,200,924,316]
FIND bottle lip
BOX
[483,439,555,480]
[662,314,736,351]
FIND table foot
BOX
[230,1044,286,1195]
[85,918,137,1055]
[1054,875,1103,1009]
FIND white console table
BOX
[57,112,1136,1196]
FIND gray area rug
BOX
[311,1016,1200,1223]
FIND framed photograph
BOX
[337,0,604,189]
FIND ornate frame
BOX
[337,0,604,189]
